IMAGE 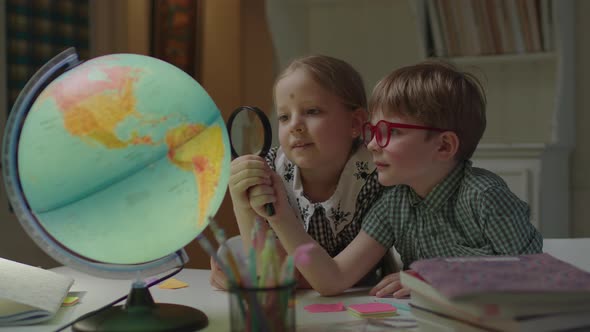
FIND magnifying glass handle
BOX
[265,203,275,217]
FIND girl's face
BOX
[366,111,441,188]
[274,69,363,170]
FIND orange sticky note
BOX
[158,278,189,289]
[62,296,79,306]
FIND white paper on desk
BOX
[0,257,74,325]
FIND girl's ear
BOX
[436,131,460,161]
[351,108,367,138]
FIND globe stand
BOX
[72,282,208,332]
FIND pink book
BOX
[409,253,590,304]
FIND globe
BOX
[2,48,230,331]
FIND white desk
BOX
[3,238,589,331]
[3,267,415,332]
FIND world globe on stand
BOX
[2,48,231,331]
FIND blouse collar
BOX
[275,147,375,236]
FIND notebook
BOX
[400,270,590,319]
[0,257,74,326]
[409,253,590,304]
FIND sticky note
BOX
[347,303,397,318]
[375,299,412,311]
[158,278,189,289]
[62,296,79,306]
[304,302,345,313]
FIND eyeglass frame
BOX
[362,120,451,148]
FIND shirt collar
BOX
[409,160,469,212]
[276,147,375,236]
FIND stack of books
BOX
[400,253,590,332]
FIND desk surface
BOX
[5,267,415,332]
[4,238,590,331]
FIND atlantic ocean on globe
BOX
[16,53,230,265]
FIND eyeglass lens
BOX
[363,122,390,147]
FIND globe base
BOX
[72,283,208,332]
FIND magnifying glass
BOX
[226,106,275,216]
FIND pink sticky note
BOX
[304,302,345,313]
[347,303,397,314]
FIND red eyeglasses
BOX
[362,120,449,148]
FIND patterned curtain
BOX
[5,0,89,114]
[151,0,199,79]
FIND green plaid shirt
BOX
[362,161,543,270]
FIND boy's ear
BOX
[436,131,459,161]
[351,108,367,138]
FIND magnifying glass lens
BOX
[229,111,267,156]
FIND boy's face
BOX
[366,110,443,188]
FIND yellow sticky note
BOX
[62,296,79,306]
[158,278,189,289]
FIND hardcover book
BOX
[409,253,590,304]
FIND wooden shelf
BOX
[429,52,556,65]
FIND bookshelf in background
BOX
[423,0,553,58]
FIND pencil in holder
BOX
[228,282,296,332]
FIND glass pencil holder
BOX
[228,282,296,332]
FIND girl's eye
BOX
[390,128,399,136]
[277,114,289,122]
[306,108,320,115]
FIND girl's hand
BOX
[229,155,272,211]
[248,170,290,220]
[369,272,410,298]
[209,257,228,290]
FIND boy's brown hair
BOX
[276,54,367,148]
[369,61,486,160]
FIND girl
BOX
[210,55,390,289]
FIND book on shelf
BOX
[0,257,74,326]
[540,0,553,51]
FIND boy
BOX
[361,61,543,297]
[247,61,543,297]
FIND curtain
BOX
[5,0,89,114]
[151,0,199,79]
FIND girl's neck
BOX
[300,163,345,203]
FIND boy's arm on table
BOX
[269,213,387,296]
[248,166,389,296]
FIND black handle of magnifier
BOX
[227,106,275,216]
